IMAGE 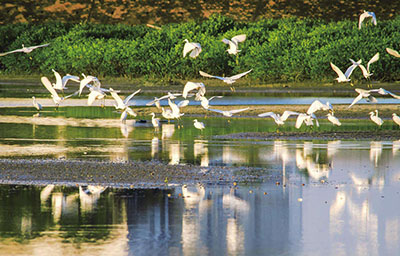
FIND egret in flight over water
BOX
[222,34,246,55]
[0,43,49,56]
[258,111,300,125]
[208,107,249,117]
[330,61,359,83]
[350,53,379,79]
[52,69,80,91]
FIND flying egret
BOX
[198,95,223,110]
[307,100,333,115]
[327,113,342,126]
[120,107,137,123]
[222,34,246,55]
[386,48,400,58]
[182,82,206,99]
[330,61,359,83]
[32,96,42,111]
[150,113,160,128]
[193,119,205,130]
[258,111,300,125]
[0,43,49,56]
[79,73,101,96]
[393,113,400,126]
[207,107,249,117]
[376,88,400,99]
[369,110,383,126]
[348,88,379,108]
[199,70,252,85]
[351,53,379,79]
[359,10,377,29]
[146,93,182,108]
[295,113,319,129]
[109,88,141,110]
[51,69,80,91]
[183,39,202,58]
[168,98,185,121]
[161,107,175,122]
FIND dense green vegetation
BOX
[0,15,399,83]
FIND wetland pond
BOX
[1,90,400,255]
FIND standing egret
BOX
[348,88,379,108]
[222,34,246,55]
[52,69,80,91]
[182,82,206,99]
[330,62,359,83]
[386,48,400,58]
[359,10,377,29]
[199,95,223,110]
[183,39,202,58]
[369,110,383,126]
[207,107,249,117]
[0,43,49,56]
[150,113,160,128]
[327,112,342,126]
[193,119,205,130]
[393,113,400,126]
[258,111,300,125]
[32,96,42,111]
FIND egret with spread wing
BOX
[52,69,80,91]
[359,10,377,29]
[182,82,205,99]
[222,34,246,55]
[208,107,249,117]
[258,111,300,125]
[0,43,49,56]
[183,39,202,58]
[348,88,380,108]
[199,70,252,84]
[386,48,400,58]
[330,61,359,83]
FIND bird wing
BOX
[231,34,246,44]
[221,38,231,45]
[348,94,363,108]
[307,100,325,114]
[229,69,252,80]
[124,89,141,105]
[367,52,379,73]
[208,96,223,101]
[41,76,59,99]
[62,75,80,87]
[168,98,180,114]
[385,90,400,100]
[386,48,400,58]
[146,97,159,106]
[183,82,201,98]
[64,90,79,99]
[87,90,103,106]
[52,69,63,89]
[28,43,50,50]
[280,111,300,121]
[358,64,370,78]
[295,114,308,129]
[359,12,368,29]
[177,99,190,107]
[228,107,250,114]
[189,47,201,58]
[344,64,358,78]
[79,76,93,95]
[367,95,378,103]
[207,108,224,114]
[109,88,125,108]
[258,112,275,118]
[0,48,25,56]
[183,42,197,57]
[370,12,377,25]
[330,62,346,80]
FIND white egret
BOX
[41,76,78,106]
[183,39,202,58]
[207,107,249,117]
[51,69,80,91]
[330,61,359,83]
[168,98,185,120]
[222,34,246,55]
[120,107,136,123]
[198,95,223,110]
[258,111,300,125]
[359,10,377,29]
[182,82,206,99]
[150,113,160,128]
[295,113,319,129]
[327,113,342,126]
[369,110,383,126]
[193,119,205,130]
[393,113,400,126]
[32,96,42,111]
[177,99,190,108]
[161,107,175,122]
[146,93,182,108]
[351,53,379,79]
[0,43,49,56]
[79,73,101,96]
[307,100,333,115]
[386,48,400,58]
[348,88,379,108]
[199,70,252,84]
[109,88,141,110]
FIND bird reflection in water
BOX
[370,141,383,167]
[194,140,209,167]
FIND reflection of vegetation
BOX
[0,15,399,82]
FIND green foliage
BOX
[0,15,399,82]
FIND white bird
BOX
[330,61,359,83]
[199,95,223,109]
[183,39,202,58]
[295,113,319,129]
[258,111,300,125]
[222,34,246,55]
[376,88,400,99]
[168,98,184,120]
[193,119,205,130]
[351,53,379,79]
[386,48,400,58]
[32,96,42,111]
[307,100,333,115]
[177,99,190,108]
[348,88,379,108]
[327,113,342,126]
[393,113,400,126]
[120,107,136,123]
[109,88,141,110]
[150,112,160,128]
[0,43,49,56]
[369,110,383,126]
[79,73,101,96]
[161,107,175,121]
[199,69,252,84]
[182,82,206,99]
[51,69,80,91]
[207,107,249,117]
[146,93,182,108]
[359,10,377,29]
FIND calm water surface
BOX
[1,103,400,255]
